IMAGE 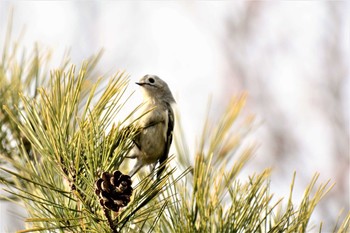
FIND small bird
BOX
[128,74,175,178]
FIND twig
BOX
[103,208,118,233]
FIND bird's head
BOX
[136,75,175,104]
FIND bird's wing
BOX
[133,116,165,150]
[157,103,174,178]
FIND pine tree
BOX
[0,18,349,233]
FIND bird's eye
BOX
[149,78,155,84]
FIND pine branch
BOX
[0,14,349,232]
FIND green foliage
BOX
[1,19,349,233]
[156,96,350,233]
[0,21,181,232]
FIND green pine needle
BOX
[0,15,349,233]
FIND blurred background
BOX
[0,1,349,232]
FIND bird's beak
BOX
[135,82,143,86]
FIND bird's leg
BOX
[129,160,143,177]
[149,163,156,174]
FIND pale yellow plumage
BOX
[128,75,175,178]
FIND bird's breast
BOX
[139,123,166,163]
[138,105,168,164]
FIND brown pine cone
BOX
[95,170,133,212]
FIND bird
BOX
[127,74,175,178]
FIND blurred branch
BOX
[315,2,350,224]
